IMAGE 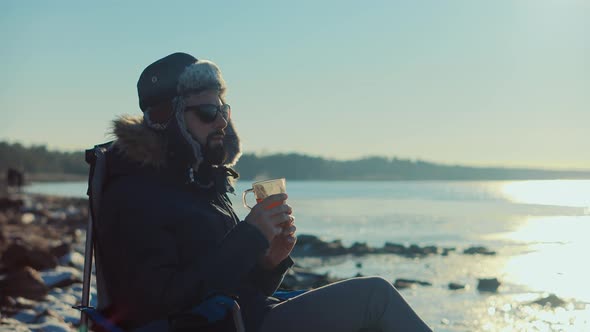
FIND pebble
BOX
[27,319,72,332]
[40,266,82,288]
[20,213,35,224]
[0,318,33,332]
[12,309,36,324]
[449,282,466,290]
[58,252,85,270]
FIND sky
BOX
[1,0,588,170]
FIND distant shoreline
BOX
[26,173,87,183]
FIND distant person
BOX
[96,52,433,331]
[6,168,24,191]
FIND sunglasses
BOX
[184,104,231,123]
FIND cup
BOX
[242,178,286,209]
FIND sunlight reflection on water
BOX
[501,180,590,208]
[500,216,590,302]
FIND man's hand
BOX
[245,193,292,244]
[260,217,297,270]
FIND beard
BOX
[202,131,227,166]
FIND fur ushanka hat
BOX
[133,52,241,183]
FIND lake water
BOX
[26,180,590,331]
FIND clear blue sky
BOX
[1,1,588,169]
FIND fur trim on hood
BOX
[111,115,241,170]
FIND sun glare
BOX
[500,180,590,209]
[502,215,590,303]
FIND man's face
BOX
[183,90,228,165]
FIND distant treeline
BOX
[0,141,86,175]
[1,141,589,181]
[235,153,590,180]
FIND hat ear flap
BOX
[147,100,174,126]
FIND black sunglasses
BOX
[184,104,231,123]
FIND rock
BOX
[51,293,78,307]
[42,295,82,325]
[47,210,67,222]
[20,213,35,225]
[1,240,58,270]
[382,242,406,254]
[380,243,440,258]
[27,318,71,332]
[0,211,8,225]
[12,309,36,324]
[441,247,456,256]
[293,234,488,259]
[49,243,70,259]
[530,294,566,307]
[13,297,38,309]
[448,282,466,290]
[1,295,18,307]
[40,266,82,288]
[0,227,6,247]
[0,266,48,300]
[292,235,347,256]
[407,245,423,256]
[0,318,32,332]
[36,308,66,323]
[463,246,496,256]
[67,229,83,244]
[65,205,81,216]
[281,268,335,289]
[422,245,438,255]
[477,278,501,292]
[59,251,85,270]
[406,244,437,257]
[294,234,323,246]
[350,242,373,255]
[393,278,432,289]
[0,296,39,317]
[0,296,18,317]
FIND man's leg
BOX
[259,276,432,332]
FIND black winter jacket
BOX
[95,116,293,331]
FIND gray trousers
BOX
[259,277,433,332]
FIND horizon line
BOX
[2,139,589,174]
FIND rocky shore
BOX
[0,193,89,331]
[0,192,569,331]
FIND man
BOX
[98,52,432,332]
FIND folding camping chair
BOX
[73,143,247,332]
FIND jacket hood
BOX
[111,115,242,172]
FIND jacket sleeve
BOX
[100,181,270,318]
[247,256,294,296]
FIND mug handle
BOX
[242,188,254,209]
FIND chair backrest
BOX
[80,142,113,328]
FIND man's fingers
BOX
[282,224,296,236]
[273,226,282,236]
[268,212,292,226]
[266,203,292,216]
[259,202,291,218]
